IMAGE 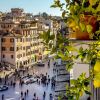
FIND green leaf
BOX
[51,4,58,8]
[79,47,83,53]
[86,25,93,33]
[89,0,98,6]
[79,22,86,32]
[65,0,70,3]
[66,61,74,71]
[57,52,64,58]
[66,45,77,51]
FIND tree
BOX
[40,0,100,100]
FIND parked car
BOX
[36,60,45,66]
[5,67,11,71]
[24,77,37,85]
[0,85,8,91]
[34,75,40,79]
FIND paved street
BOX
[0,59,55,100]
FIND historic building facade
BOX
[0,8,45,69]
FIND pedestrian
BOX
[43,91,46,99]
[33,98,35,100]
[11,81,13,86]
[39,80,40,85]
[21,82,23,87]
[51,82,53,89]
[12,82,15,87]
[46,81,48,86]
[49,93,53,100]
[4,80,6,85]
[2,94,4,100]
[48,78,50,83]
[22,98,24,100]
[24,91,26,97]
[0,77,2,83]
[34,93,36,98]
[37,78,38,83]
[21,91,23,97]
[26,89,29,95]
[53,68,54,73]
[53,62,55,66]
[48,75,49,78]
[57,69,59,74]
[53,81,55,89]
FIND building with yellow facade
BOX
[0,8,46,69]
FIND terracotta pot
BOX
[80,15,97,33]
[76,31,89,40]
[69,31,89,40]
[69,15,97,40]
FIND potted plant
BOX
[68,0,98,40]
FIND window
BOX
[11,55,14,59]
[20,38,22,42]
[2,47,6,51]
[2,54,5,58]
[10,38,14,42]
[23,53,25,57]
[10,47,14,51]
[16,47,19,51]
[1,38,6,42]
[23,61,26,65]
[26,46,30,50]
[20,46,22,50]
[23,47,25,50]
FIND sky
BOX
[0,0,62,16]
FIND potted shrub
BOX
[67,0,98,40]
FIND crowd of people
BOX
[0,59,56,100]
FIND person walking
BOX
[2,94,4,100]
[49,93,53,100]
[10,81,13,86]
[46,81,48,86]
[43,91,46,100]
[21,91,23,97]
[22,98,24,100]
[26,89,29,95]
[33,93,36,99]
[48,78,50,83]
[39,80,40,85]
[24,91,26,97]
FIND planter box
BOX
[69,15,97,40]
[69,31,89,40]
